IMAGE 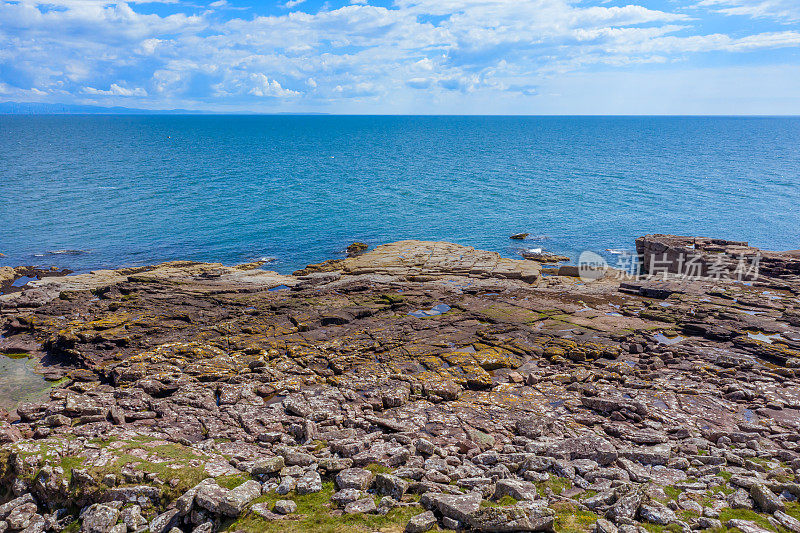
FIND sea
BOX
[1,115,799,275]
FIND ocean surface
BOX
[1,115,799,275]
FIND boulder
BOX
[373,473,409,500]
[344,497,377,514]
[219,480,262,517]
[494,479,538,502]
[405,510,437,533]
[750,484,784,513]
[421,491,483,523]
[466,504,555,532]
[335,468,374,491]
[274,500,297,515]
[80,504,120,533]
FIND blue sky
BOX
[1,0,799,114]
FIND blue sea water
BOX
[1,115,799,275]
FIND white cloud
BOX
[82,84,148,96]
[0,0,798,112]
[697,0,800,23]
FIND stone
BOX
[466,504,555,532]
[219,480,262,517]
[194,482,229,514]
[727,519,774,533]
[547,437,618,465]
[149,509,180,533]
[344,497,377,514]
[331,489,362,508]
[494,479,538,501]
[405,510,437,533]
[729,488,753,510]
[595,518,618,533]
[296,470,323,495]
[120,505,147,532]
[251,456,285,475]
[335,468,374,490]
[750,483,784,513]
[605,490,642,523]
[373,473,409,500]
[638,502,677,525]
[773,511,800,533]
[421,491,483,523]
[274,500,297,515]
[80,504,120,533]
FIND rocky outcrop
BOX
[0,236,799,532]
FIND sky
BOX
[1,0,799,114]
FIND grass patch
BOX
[553,503,599,533]
[718,508,776,532]
[663,485,684,501]
[225,481,423,533]
[364,464,392,476]
[537,477,572,497]
[482,495,519,507]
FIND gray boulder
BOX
[405,510,437,533]
[220,480,262,517]
[374,473,409,500]
[466,504,555,532]
[335,468,374,490]
[80,504,120,533]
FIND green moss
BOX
[663,485,684,501]
[553,504,599,533]
[718,508,776,532]
[719,470,733,482]
[364,463,392,476]
[640,523,683,533]
[224,481,422,533]
[217,473,253,490]
[482,495,519,507]
[537,476,572,496]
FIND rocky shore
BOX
[1,236,800,533]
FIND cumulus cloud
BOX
[697,0,800,23]
[0,0,798,111]
[82,84,148,96]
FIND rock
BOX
[251,456,285,475]
[773,510,800,533]
[494,479,538,501]
[595,518,618,533]
[605,489,642,523]
[331,489,362,509]
[120,505,147,532]
[547,437,618,465]
[219,480,262,517]
[466,504,555,532]
[421,491,483,523]
[149,509,180,533]
[346,242,369,257]
[250,503,283,521]
[335,468,374,490]
[0,494,35,519]
[638,502,677,525]
[274,500,297,515]
[405,510,437,533]
[727,519,774,533]
[344,497,377,514]
[510,233,529,240]
[296,470,323,495]
[80,504,120,533]
[750,483,784,513]
[194,482,229,514]
[729,488,754,510]
[373,473,409,500]
[6,502,37,530]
